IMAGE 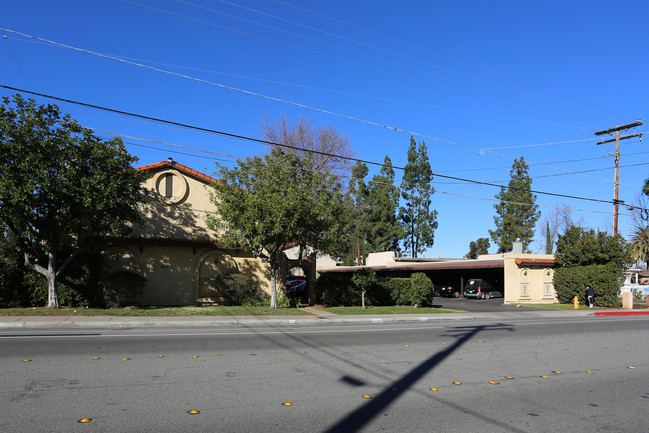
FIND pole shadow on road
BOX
[324,323,513,433]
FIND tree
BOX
[344,161,370,264]
[465,238,490,259]
[351,267,377,309]
[628,226,649,268]
[489,157,540,253]
[0,94,144,308]
[261,115,355,175]
[537,203,582,253]
[208,148,346,308]
[554,225,631,269]
[398,137,438,257]
[365,156,403,253]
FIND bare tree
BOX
[537,204,585,253]
[261,115,355,175]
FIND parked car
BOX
[285,276,306,295]
[463,279,503,299]
[437,283,460,298]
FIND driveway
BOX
[432,297,546,313]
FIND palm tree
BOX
[629,226,649,268]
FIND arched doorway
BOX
[194,251,239,304]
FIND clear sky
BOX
[1,0,647,258]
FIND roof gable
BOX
[136,158,218,184]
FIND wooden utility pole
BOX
[595,120,643,235]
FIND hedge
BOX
[553,262,623,308]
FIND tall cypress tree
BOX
[344,161,369,264]
[489,157,540,253]
[365,156,403,253]
[398,137,438,257]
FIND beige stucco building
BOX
[98,158,270,305]
[319,251,558,304]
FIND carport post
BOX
[460,276,465,299]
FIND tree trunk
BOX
[361,289,366,309]
[270,261,278,308]
[47,252,59,308]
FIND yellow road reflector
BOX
[442,342,447,345]
[363,395,372,399]
[364,347,369,349]
[77,418,92,423]
[489,381,500,385]
[541,376,549,379]
[23,359,31,362]
[270,351,276,354]
[188,410,200,414]
[319,349,325,351]
[506,376,514,379]
[404,344,409,347]
[476,340,483,343]
[193,355,199,358]
[217,353,223,356]
[628,366,635,369]
[122,358,130,361]
[282,402,293,406]
[552,371,563,374]
[93,357,100,360]
[429,388,438,391]
[300,351,306,354]
[453,381,462,385]
[586,371,594,374]
[537,336,543,339]
[158,355,164,358]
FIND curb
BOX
[594,311,649,316]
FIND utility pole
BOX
[595,120,643,235]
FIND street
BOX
[1,316,648,432]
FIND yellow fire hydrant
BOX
[573,296,579,309]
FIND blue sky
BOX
[1,0,647,258]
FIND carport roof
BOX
[318,259,504,274]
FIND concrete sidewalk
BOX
[0,307,615,329]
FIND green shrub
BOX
[553,263,623,308]
[378,277,411,305]
[99,270,146,308]
[403,272,435,307]
[218,273,268,306]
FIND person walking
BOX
[586,285,595,308]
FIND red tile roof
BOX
[515,258,556,266]
[135,159,218,184]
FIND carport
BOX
[318,253,557,304]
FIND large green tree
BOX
[208,149,346,307]
[465,238,490,259]
[398,137,438,257]
[365,156,403,253]
[0,95,144,308]
[489,157,540,253]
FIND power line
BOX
[2,85,627,209]
[270,0,637,122]
[0,30,628,187]
[131,0,596,129]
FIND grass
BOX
[0,306,312,316]
[321,306,460,315]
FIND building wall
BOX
[101,163,271,306]
[503,254,556,304]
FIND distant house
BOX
[97,158,270,306]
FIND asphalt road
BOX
[2,316,648,432]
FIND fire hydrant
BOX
[573,296,579,309]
